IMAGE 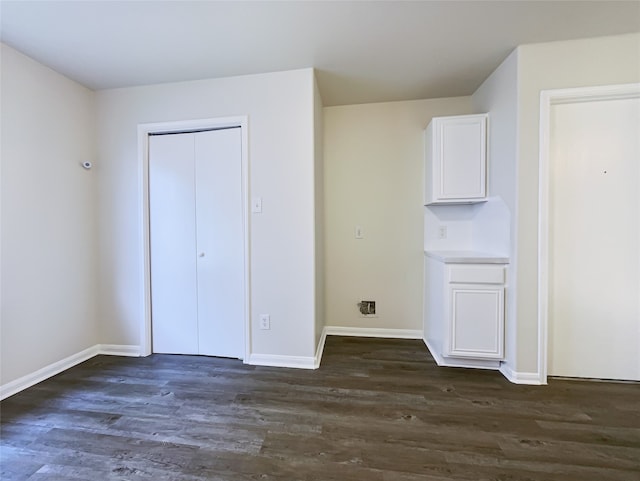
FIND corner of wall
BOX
[313,71,326,349]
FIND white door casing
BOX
[138,117,250,360]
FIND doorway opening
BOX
[137,117,250,360]
[538,83,640,383]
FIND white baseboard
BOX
[0,345,98,401]
[0,343,142,401]
[314,328,328,369]
[427,338,546,385]
[324,326,422,339]
[247,353,317,370]
[423,337,445,365]
[247,327,419,370]
[246,330,327,370]
[499,363,545,385]
[98,344,141,357]
[423,338,500,370]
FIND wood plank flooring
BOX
[1,336,639,480]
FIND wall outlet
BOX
[358,300,376,316]
[259,314,270,330]
[438,225,448,239]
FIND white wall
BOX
[471,49,519,373]
[95,68,318,359]
[515,33,640,374]
[313,74,325,349]
[5,31,637,386]
[424,204,478,252]
[324,97,472,331]
[0,43,98,384]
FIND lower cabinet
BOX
[424,253,507,369]
[447,284,504,359]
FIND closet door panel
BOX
[195,128,244,358]
[149,134,199,354]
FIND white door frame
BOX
[538,83,640,383]
[138,116,251,360]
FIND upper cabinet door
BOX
[424,113,488,205]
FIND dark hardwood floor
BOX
[1,336,639,480]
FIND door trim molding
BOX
[138,117,251,360]
[538,83,640,384]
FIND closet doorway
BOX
[143,119,248,359]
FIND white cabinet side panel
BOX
[424,256,445,353]
[424,123,435,205]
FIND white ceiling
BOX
[1,1,639,106]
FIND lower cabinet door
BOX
[446,284,504,359]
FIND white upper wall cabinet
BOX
[424,113,488,205]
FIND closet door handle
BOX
[198,252,205,258]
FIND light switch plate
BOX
[252,197,262,213]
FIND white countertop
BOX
[424,250,509,264]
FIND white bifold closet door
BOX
[149,128,244,359]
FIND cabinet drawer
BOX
[449,265,505,284]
